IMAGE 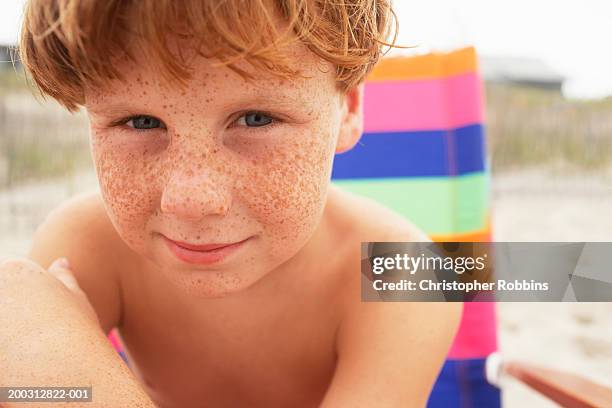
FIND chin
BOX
[166,267,264,298]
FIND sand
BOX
[492,166,612,406]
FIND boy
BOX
[0,0,461,406]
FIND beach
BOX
[492,167,612,406]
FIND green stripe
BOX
[333,173,489,235]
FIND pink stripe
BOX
[363,73,483,133]
[108,328,123,351]
[447,302,498,359]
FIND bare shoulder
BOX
[29,190,128,266]
[28,190,128,332]
[322,186,462,406]
[327,185,430,243]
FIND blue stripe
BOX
[427,358,501,408]
[456,125,487,175]
[331,124,485,179]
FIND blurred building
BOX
[480,55,565,92]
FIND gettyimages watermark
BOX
[361,242,612,302]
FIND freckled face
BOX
[85,43,343,297]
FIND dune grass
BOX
[486,84,612,171]
[0,69,91,188]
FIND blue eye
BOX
[126,115,164,130]
[239,112,274,127]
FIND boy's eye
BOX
[126,115,164,130]
[237,112,274,127]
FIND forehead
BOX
[84,39,338,110]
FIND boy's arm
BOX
[0,258,156,407]
[321,301,462,408]
[322,216,459,408]
[27,192,122,333]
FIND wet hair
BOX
[19,0,398,111]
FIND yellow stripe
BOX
[368,47,478,82]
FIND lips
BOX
[170,240,236,252]
[163,235,250,265]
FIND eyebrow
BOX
[87,89,312,117]
[86,105,145,117]
[84,71,324,115]
[219,91,308,111]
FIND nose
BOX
[160,168,232,220]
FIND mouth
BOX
[162,235,251,265]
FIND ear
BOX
[336,84,364,154]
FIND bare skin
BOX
[0,257,155,408]
[1,40,462,407]
[14,187,460,408]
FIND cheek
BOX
[91,134,161,251]
[239,125,337,252]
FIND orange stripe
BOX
[430,217,493,242]
[431,229,491,243]
[368,47,478,82]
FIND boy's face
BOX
[85,41,362,297]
